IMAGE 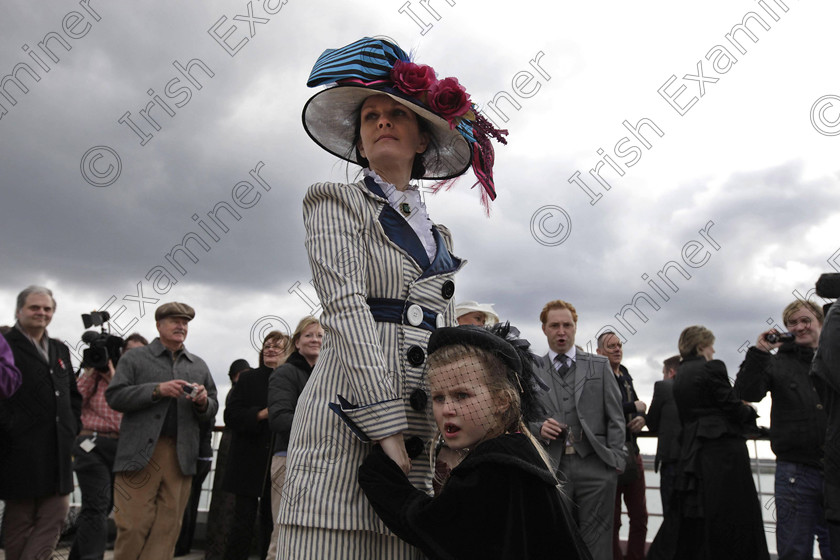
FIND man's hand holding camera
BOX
[153,380,208,410]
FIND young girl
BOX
[359,324,591,560]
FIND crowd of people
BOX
[0,284,837,560]
[0,285,329,560]
[3,34,840,560]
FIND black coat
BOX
[0,328,82,498]
[735,343,826,467]
[267,351,313,454]
[812,302,840,521]
[646,378,681,471]
[222,365,272,497]
[359,432,592,560]
[648,356,769,560]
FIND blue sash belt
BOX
[366,298,441,333]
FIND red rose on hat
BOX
[428,77,472,128]
[391,60,437,99]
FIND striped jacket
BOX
[279,176,464,533]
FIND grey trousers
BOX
[3,493,70,560]
[557,452,618,560]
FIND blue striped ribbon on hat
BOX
[306,37,410,87]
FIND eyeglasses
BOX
[785,317,812,329]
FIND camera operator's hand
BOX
[756,329,783,353]
[104,360,115,381]
[91,360,116,380]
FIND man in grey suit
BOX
[106,302,218,560]
[531,299,626,560]
[646,355,681,516]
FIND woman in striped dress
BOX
[276,37,507,559]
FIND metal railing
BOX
[60,429,785,554]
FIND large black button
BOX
[405,436,425,459]
[407,345,425,366]
[441,280,455,299]
[410,388,428,411]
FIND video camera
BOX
[80,311,124,371]
[816,273,840,313]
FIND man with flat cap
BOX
[106,302,218,560]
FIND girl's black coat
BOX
[359,432,592,560]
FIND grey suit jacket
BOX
[531,351,626,472]
[106,338,218,475]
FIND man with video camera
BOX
[812,273,840,557]
[70,320,146,560]
[735,298,832,559]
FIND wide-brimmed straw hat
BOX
[302,37,508,205]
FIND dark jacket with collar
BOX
[0,328,82,499]
[735,342,826,468]
[222,363,274,497]
[812,302,840,521]
[675,356,757,437]
[267,351,313,455]
[359,432,592,560]
[613,364,644,441]
[646,378,681,471]
[106,338,218,475]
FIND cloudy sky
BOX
[2,0,838,452]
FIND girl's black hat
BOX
[427,323,547,422]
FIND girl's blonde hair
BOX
[426,343,556,484]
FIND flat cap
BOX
[155,302,195,321]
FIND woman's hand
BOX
[378,433,411,475]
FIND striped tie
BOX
[555,354,571,377]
